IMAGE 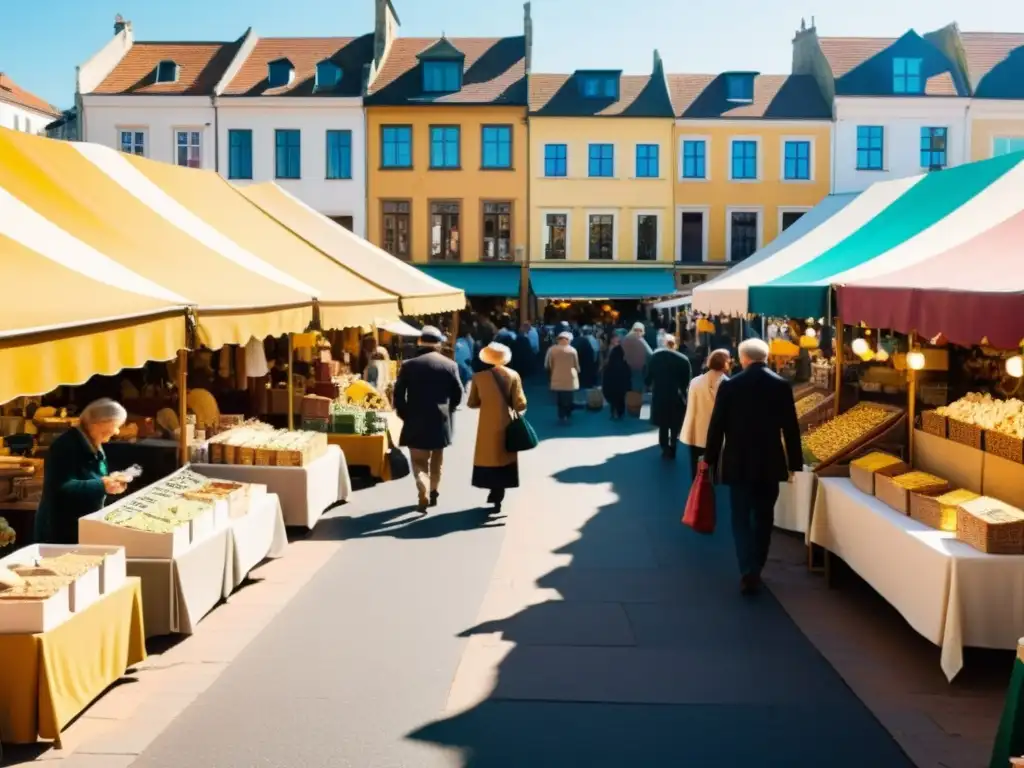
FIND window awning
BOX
[237,183,465,316]
[416,265,521,298]
[529,268,675,300]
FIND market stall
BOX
[0,548,145,746]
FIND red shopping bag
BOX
[682,461,716,534]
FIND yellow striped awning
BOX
[118,157,401,331]
[0,129,313,349]
[238,183,466,316]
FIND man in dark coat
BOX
[645,335,692,459]
[572,329,598,390]
[704,338,802,596]
[393,326,464,513]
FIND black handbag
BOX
[386,432,411,480]
[491,370,538,453]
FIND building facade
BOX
[0,73,62,135]
[670,73,831,280]
[363,22,531,303]
[962,32,1024,161]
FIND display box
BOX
[850,455,909,495]
[0,577,71,634]
[875,473,949,515]
[957,497,1024,554]
[909,489,978,532]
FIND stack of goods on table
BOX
[79,468,261,558]
[30,408,79,456]
[326,401,388,436]
[848,451,1024,553]
[811,358,834,389]
[794,388,834,429]
[0,455,44,503]
[207,423,328,467]
[0,543,127,632]
[924,393,1024,461]
[801,402,904,469]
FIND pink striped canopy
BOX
[837,209,1024,350]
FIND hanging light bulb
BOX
[874,348,890,362]
[907,350,926,371]
[1006,355,1024,378]
[804,327,817,339]
[851,337,870,356]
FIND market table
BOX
[327,433,390,479]
[0,578,145,746]
[811,477,1024,681]
[774,470,815,536]
[192,445,350,528]
[128,493,287,637]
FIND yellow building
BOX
[365,28,530,304]
[668,73,832,284]
[527,56,677,305]
[960,33,1024,161]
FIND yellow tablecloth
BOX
[327,433,390,480]
[0,578,146,744]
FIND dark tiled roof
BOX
[668,74,830,119]
[366,37,526,106]
[819,34,959,96]
[222,36,373,97]
[0,73,61,117]
[529,74,674,117]
[92,40,243,95]
[961,31,1024,97]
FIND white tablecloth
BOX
[227,493,288,589]
[811,477,1024,681]
[192,445,350,529]
[774,470,815,536]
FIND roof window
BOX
[268,59,294,88]
[155,60,179,84]
[724,72,757,103]
[315,61,342,91]
[576,71,620,99]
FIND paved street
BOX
[129,381,913,768]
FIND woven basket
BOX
[948,418,983,449]
[920,411,947,438]
[957,499,1024,554]
[985,430,1024,464]
[909,492,959,532]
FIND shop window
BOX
[381,201,410,259]
[482,202,512,261]
[544,213,567,260]
[636,215,657,260]
[430,201,460,261]
[588,214,614,260]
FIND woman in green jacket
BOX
[34,399,130,544]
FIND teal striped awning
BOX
[530,268,675,299]
[747,151,1024,319]
[415,265,521,298]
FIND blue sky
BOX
[4,0,1024,108]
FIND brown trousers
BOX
[409,448,444,502]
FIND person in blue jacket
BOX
[34,399,130,544]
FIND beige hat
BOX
[479,342,512,367]
[631,322,646,333]
[557,331,573,342]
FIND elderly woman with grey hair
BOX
[34,398,130,544]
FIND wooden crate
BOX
[957,497,1024,554]
[948,418,983,450]
[920,410,947,439]
[850,458,909,495]
[796,388,835,430]
[810,403,907,474]
[985,430,1024,464]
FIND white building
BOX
[0,73,62,135]
[792,21,971,193]
[75,4,400,237]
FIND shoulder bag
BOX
[490,369,538,453]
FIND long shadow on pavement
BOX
[406,381,915,767]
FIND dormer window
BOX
[155,60,179,84]
[577,71,619,99]
[268,59,294,88]
[423,61,461,93]
[725,72,756,103]
[893,58,923,94]
[315,61,342,91]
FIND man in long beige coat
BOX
[544,331,580,423]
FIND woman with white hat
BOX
[544,331,580,423]
[467,342,527,512]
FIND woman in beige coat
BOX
[544,331,580,423]
[468,342,527,513]
[681,348,731,483]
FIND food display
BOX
[910,488,979,532]
[849,451,909,495]
[956,497,1024,554]
[208,425,327,467]
[795,392,827,419]
[875,471,949,515]
[0,544,126,632]
[79,468,251,558]
[936,393,1024,437]
[327,402,388,436]
[889,471,948,492]
[0,517,14,548]
[801,403,902,467]
[341,379,391,412]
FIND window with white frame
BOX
[994,137,1024,157]
[175,130,201,168]
[588,213,615,260]
[543,211,568,259]
[677,209,705,262]
[635,213,658,261]
[119,129,146,156]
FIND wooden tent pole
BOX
[908,331,917,466]
[177,349,188,466]
[834,317,843,417]
[287,333,295,431]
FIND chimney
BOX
[114,14,130,36]
[652,49,664,78]
[524,2,533,74]
[792,16,820,75]
[374,0,400,70]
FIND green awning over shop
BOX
[415,265,521,298]
[748,151,1023,319]
[530,268,675,299]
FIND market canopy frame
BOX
[237,183,465,317]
